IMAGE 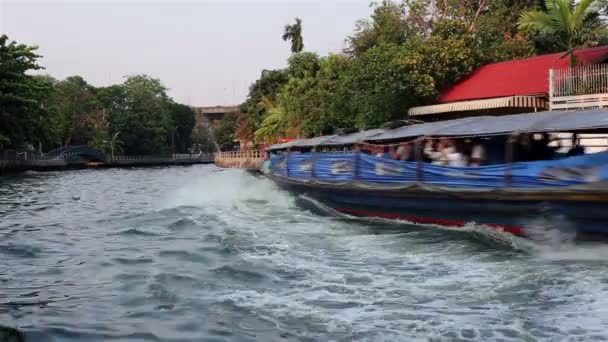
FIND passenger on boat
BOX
[391,143,413,161]
[530,133,561,160]
[374,146,386,158]
[567,145,585,157]
[566,134,585,157]
[424,140,444,165]
[469,140,487,167]
[443,139,468,167]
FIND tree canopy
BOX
[1,35,196,155]
[519,0,608,64]
[233,0,608,146]
[0,35,47,149]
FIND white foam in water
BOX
[165,168,293,210]
[166,168,608,339]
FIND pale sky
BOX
[1,0,371,106]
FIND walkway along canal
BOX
[0,149,214,174]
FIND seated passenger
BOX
[530,133,561,160]
[374,146,385,158]
[392,143,412,161]
[564,134,584,158]
[469,141,486,167]
[424,140,444,165]
[567,145,585,157]
[443,139,467,167]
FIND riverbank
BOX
[0,154,214,174]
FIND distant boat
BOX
[264,109,608,240]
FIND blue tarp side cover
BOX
[270,151,608,188]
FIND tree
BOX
[213,111,240,150]
[0,35,50,149]
[282,17,304,53]
[299,54,353,137]
[238,69,289,143]
[166,102,195,153]
[346,1,406,56]
[47,75,102,145]
[109,75,173,155]
[254,97,289,143]
[518,0,606,64]
[91,130,123,158]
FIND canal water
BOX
[2,165,608,341]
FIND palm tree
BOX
[282,17,304,53]
[253,95,303,143]
[518,0,602,65]
[254,97,287,143]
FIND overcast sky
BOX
[1,0,371,106]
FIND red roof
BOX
[438,46,608,103]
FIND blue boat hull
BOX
[267,173,608,238]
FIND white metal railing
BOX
[215,150,262,160]
[214,150,264,169]
[550,64,608,110]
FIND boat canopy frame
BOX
[267,109,608,151]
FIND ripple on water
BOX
[0,243,44,258]
[112,257,155,265]
[111,228,162,237]
[157,249,206,263]
[211,264,269,283]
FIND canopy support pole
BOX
[505,134,516,187]
[311,150,317,179]
[354,145,361,181]
[286,149,291,178]
[416,138,424,183]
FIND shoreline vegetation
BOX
[0,37,214,160]
[3,1,608,167]
[234,0,608,147]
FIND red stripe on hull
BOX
[335,208,525,237]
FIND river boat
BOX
[263,109,608,239]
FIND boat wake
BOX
[295,194,528,250]
[294,194,608,258]
[165,169,608,260]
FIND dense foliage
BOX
[0,34,196,155]
[237,0,608,145]
[0,35,47,149]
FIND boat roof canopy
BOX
[322,129,386,146]
[267,109,608,150]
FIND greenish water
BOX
[2,165,608,341]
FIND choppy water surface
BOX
[2,166,608,341]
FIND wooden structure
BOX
[214,150,263,170]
